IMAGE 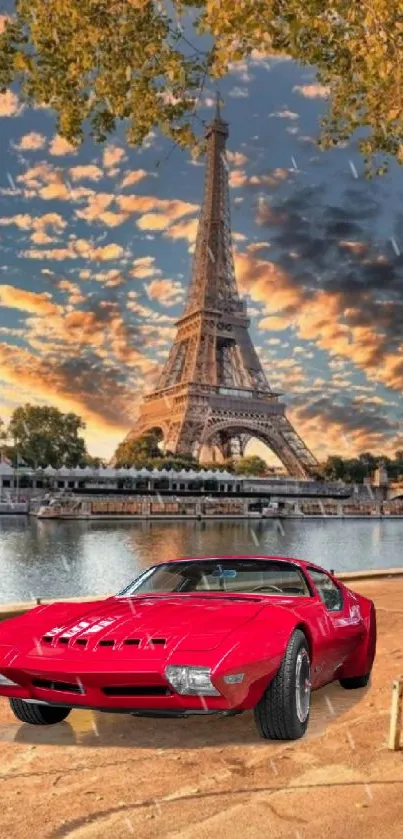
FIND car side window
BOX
[308,569,343,612]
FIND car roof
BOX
[164,555,327,573]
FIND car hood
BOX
[0,594,269,658]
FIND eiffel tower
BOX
[126,99,318,478]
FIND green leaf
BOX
[0,0,401,171]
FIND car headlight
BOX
[0,672,19,687]
[165,665,220,696]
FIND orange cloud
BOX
[339,240,368,255]
[293,84,330,98]
[16,163,96,203]
[75,193,114,223]
[0,90,23,117]
[121,169,150,188]
[136,213,171,231]
[97,211,129,228]
[226,150,248,167]
[103,145,127,169]
[250,403,397,464]
[0,285,59,316]
[74,193,198,231]
[247,242,271,253]
[230,167,291,190]
[57,280,85,305]
[48,135,77,156]
[88,269,126,287]
[0,212,67,244]
[229,170,247,188]
[21,239,127,261]
[69,165,104,182]
[15,132,46,151]
[117,195,198,225]
[0,342,130,432]
[235,249,403,394]
[131,257,162,279]
[164,217,199,244]
[0,14,11,33]
[145,279,185,307]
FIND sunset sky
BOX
[1,16,403,463]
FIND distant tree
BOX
[162,456,201,471]
[0,416,9,462]
[113,433,161,467]
[233,455,268,476]
[345,458,368,483]
[358,452,379,474]
[321,451,403,483]
[322,456,347,481]
[83,454,106,469]
[310,469,325,482]
[202,458,234,472]
[7,404,87,469]
[0,2,401,174]
[221,458,235,473]
[392,451,403,479]
[110,443,403,482]
[165,451,199,465]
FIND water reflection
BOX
[0,516,402,603]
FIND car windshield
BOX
[118,559,311,597]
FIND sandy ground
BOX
[0,579,402,839]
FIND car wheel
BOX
[339,673,370,690]
[253,629,311,740]
[9,698,71,725]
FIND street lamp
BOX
[13,435,20,503]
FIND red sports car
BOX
[0,556,376,740]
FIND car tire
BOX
[253,629,311,740]
[339,673,370,690]
[9,698,71,725]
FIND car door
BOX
[305,568,363,684]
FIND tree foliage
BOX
[113,433,206,470]
[0,1,402,172]
[113,433,162,467]
[233,455,269,476]
[7,404,87,468]
[322,451,403,483]
[83,454,107,468]
[0,416,8,461]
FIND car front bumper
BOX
[0,664,253,715]
[0,645,281,714]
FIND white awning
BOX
[0,462,14,476]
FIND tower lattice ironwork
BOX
[126,100,318,478]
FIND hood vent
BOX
[40,635,167,649]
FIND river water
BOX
[0,516,402,604]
